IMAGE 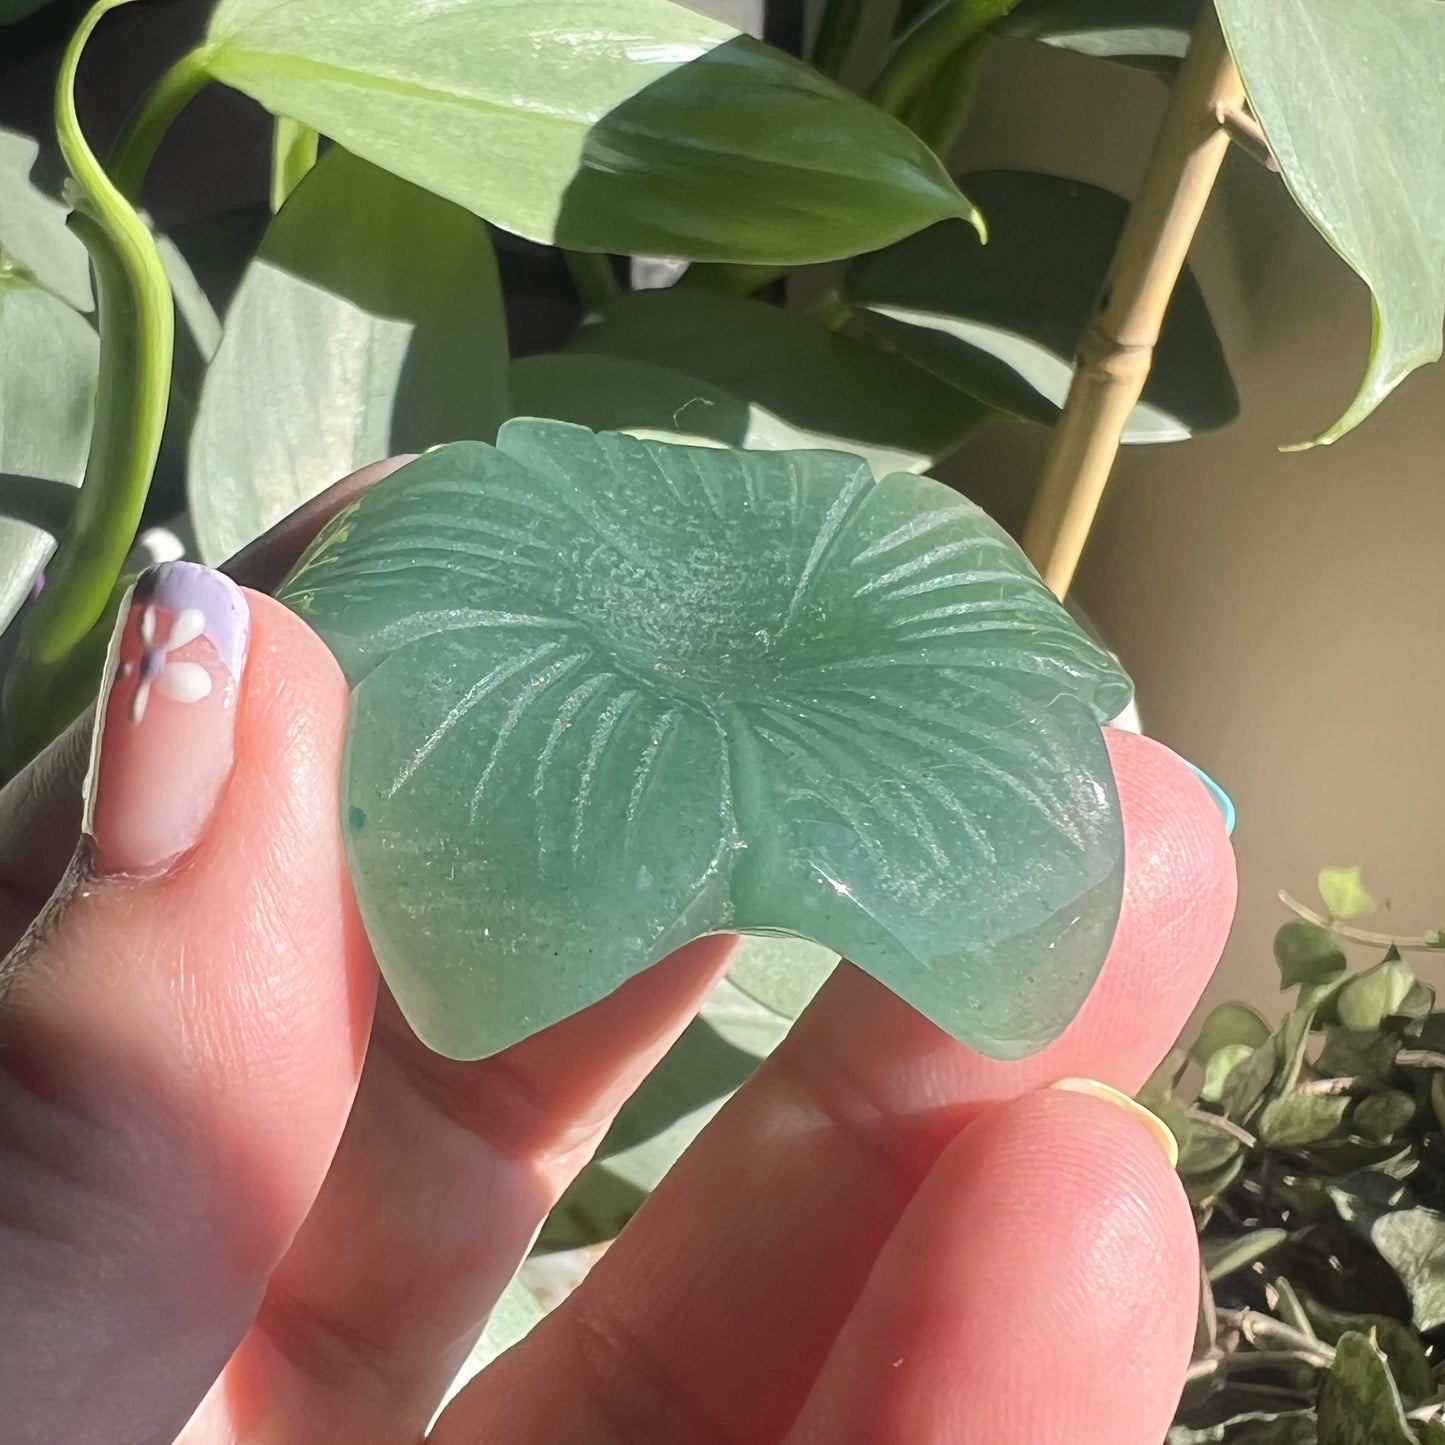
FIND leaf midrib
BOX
[206,44,596,129]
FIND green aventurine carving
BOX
[279,421,1132,1060]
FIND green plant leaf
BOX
[1337,960,1415,1034]
[1372,1209,1445,1333]
[1179,1115,1244,1174]
[1302,1298,1433,1406]
[1216,0,1445,448]
[842,169,1237,443]
[510,350,981,480]
[188,147,507,563]
[0,281,99,634]
[0,128,93,312]
[994,0,1201,69]
[199,0,975,263]
[1318,1025,1400,1083]
[1275,920,1348,989]
[1352,1090,1416,1143]
[1258,1092,1349,1147]
[1200,1042,1255,1105]
[1319,1332,1417,1445]
[558,289,988,474]
[1221,1038,1279,1126]
[1318,866,1375,921]
[1202,1228,1287,1284]
[1193,1002,1272,1065]
[279,421,1131,1060]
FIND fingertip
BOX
[787,1086,1197,1445]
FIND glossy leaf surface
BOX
[200,0,973,262]
[1216,0,1445,446]
[994,0,1200,69]
[558,289,986,473]
[844,169,1236,443]
[188,147,507,562]
[280,421,1130,1060]
[0,282,98,632]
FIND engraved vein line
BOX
[470,652,589,820]
[849,506,970,567]
[625,709,680,825]
[851,545,1007,599]
[385,641,564,799]
[800,699,1000,864]
[571,690,641,855]
[784,467,873,629]
[532,673,615,802]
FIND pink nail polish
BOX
[83,562,251,877]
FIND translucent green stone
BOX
[279,420,1132,1060]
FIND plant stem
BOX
[1279,891,1445,952]
[904,34,989,160]
[868,0,1017,117]
[270,117,319,213]
[563,250,622,309]
[0,0,175,775]
[1020,3,1244,598]
[0,474,80,535]
[810,0,866,78]
[109,47,213,201]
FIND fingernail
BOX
[1049,1078,1180,1167]
[83,562,250,877]
[1186,762,1236,837]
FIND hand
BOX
[0,467,1236,1445]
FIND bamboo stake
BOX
[1021,4,1245,599]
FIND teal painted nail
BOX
[1187,763,1235,837]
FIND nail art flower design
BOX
[121,603,213,723]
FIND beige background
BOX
[931,39,1445,1024]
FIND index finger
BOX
[0,456,415,948]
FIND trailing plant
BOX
[1163,869,1445,1444]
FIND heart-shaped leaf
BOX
[279,421,1130,1060]
[0,127,93,312]
[0,281,99,634]
[557,288,987,474]
[199,0,974,263]
[994,0,1201,70]
[843,169,1237,444]
[1319,1333,1418,1445]
[1216,0,1445,447]
[188,146,508,563]
[1274,920,1348,989]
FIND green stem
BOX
[109,47,213,201]
[0,474,81,536]
[1,0,175,774]
[270,117,319,212]
[563,250,622,309]
[807,290,852,332]
[905,35,990,159]
[869,0,1017,117]
[810,0,866,78]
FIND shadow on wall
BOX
[942,38,1445,1021]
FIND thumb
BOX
[0,563,376,1445]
